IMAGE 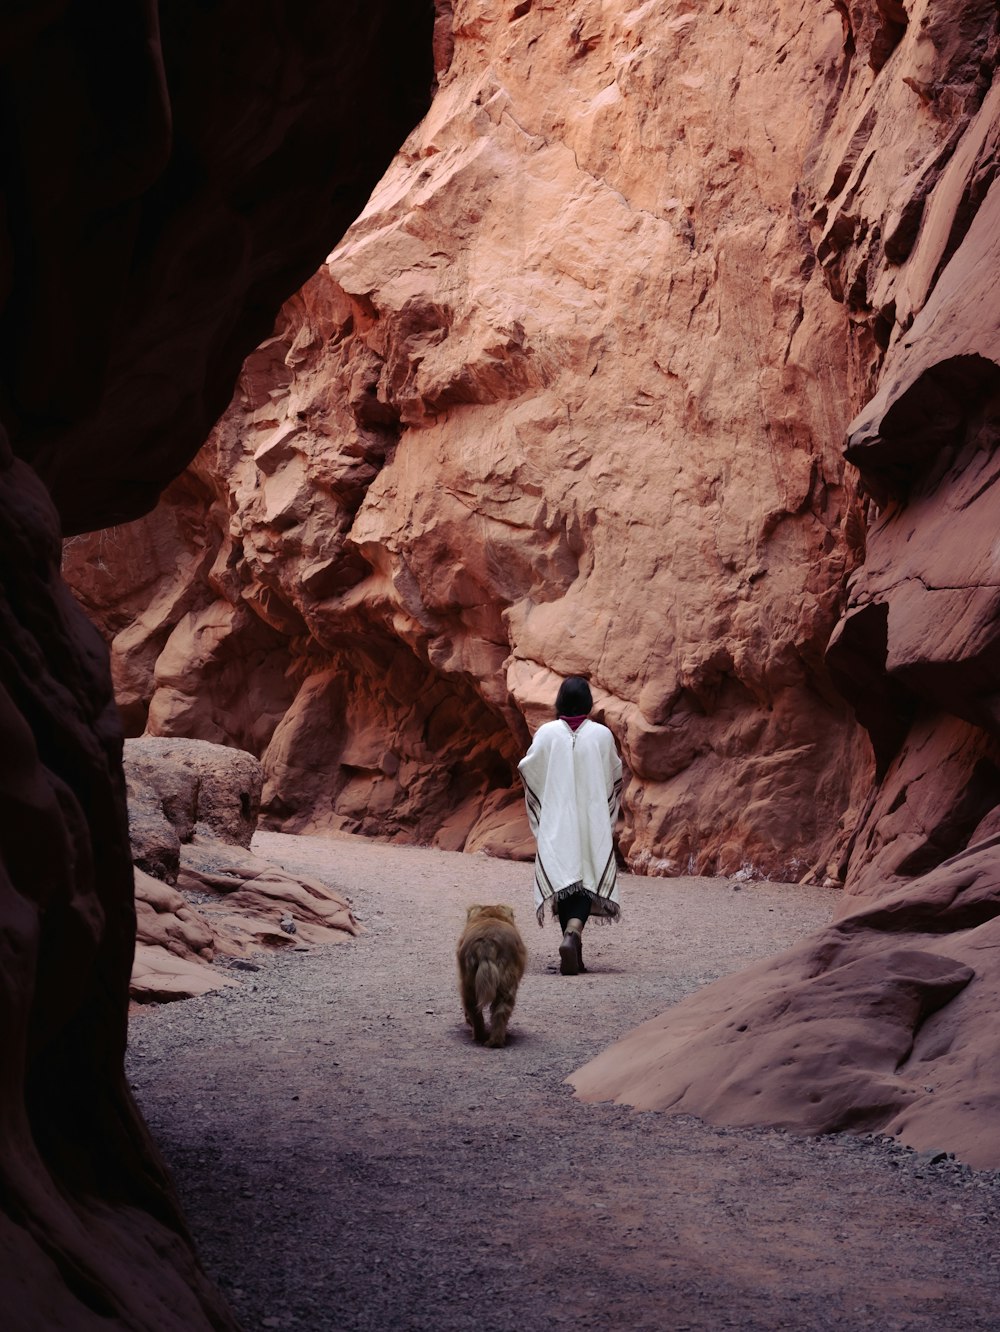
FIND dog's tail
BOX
[475,957,500,1009]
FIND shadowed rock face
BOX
[4,3,434,537]
[0,441,240,1325]
[0,2,433,1326]
[831,199,1000,898]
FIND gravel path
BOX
[127,832,1000,1331]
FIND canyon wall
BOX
[572,3,1000,1166]
[0,2,433,1326]
[811,0,1000,901]
[68,0,887,879]
[57,0,1000,1165]
[63,0,1000,1164]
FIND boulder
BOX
[571,837,1000,1168]
[125,771,182,884]
[125,736,263,850]
[123,741,360,998]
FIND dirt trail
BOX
[127,832,1000,1331]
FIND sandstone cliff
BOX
[571,0,1000,1165]
[63,0,1000,1166]
[68,0,884,879]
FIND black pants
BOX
[557,891,593,933]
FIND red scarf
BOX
[559,714,588,732]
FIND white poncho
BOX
[517,718,623,926]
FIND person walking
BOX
[517,675,623,975]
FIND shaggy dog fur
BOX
[456,904,527,1048]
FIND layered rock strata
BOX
[125,738,359,1002]
[572,840,1000,1165]
[0,1,433,1326]
[132,870,238,1003]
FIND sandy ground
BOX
[126,832,1000,1331]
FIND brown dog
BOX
[457,904,527,1048]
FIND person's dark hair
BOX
[555,675,593,716]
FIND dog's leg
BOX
[460,969,482,1038]
[461,966,486,1042]
[471,1007,487,1043]
[485,995,514,1048]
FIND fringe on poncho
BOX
[517,717,623,926]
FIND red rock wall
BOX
[56,0,1000,1169]
[0,2,433,1325]
[0,443,238,1326]
[573,2,1000,1166]
[69,0,901,878]
[825,64,1000,897]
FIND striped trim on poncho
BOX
[517,717,623,926]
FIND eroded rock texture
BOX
[572,1,1000,1164]
[0,442,236,1326]
[802,0,1000,904]
[829,150,1000,897]
[0,1,433,1326]
[56,0,1000,1169]
[572,834,1000,1167]
[67,0,886,878]
[127,737,359,1002]
[571,843,998,1162]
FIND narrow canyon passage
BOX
[127,835,1000,1332]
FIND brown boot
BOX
[559,918,585,975]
